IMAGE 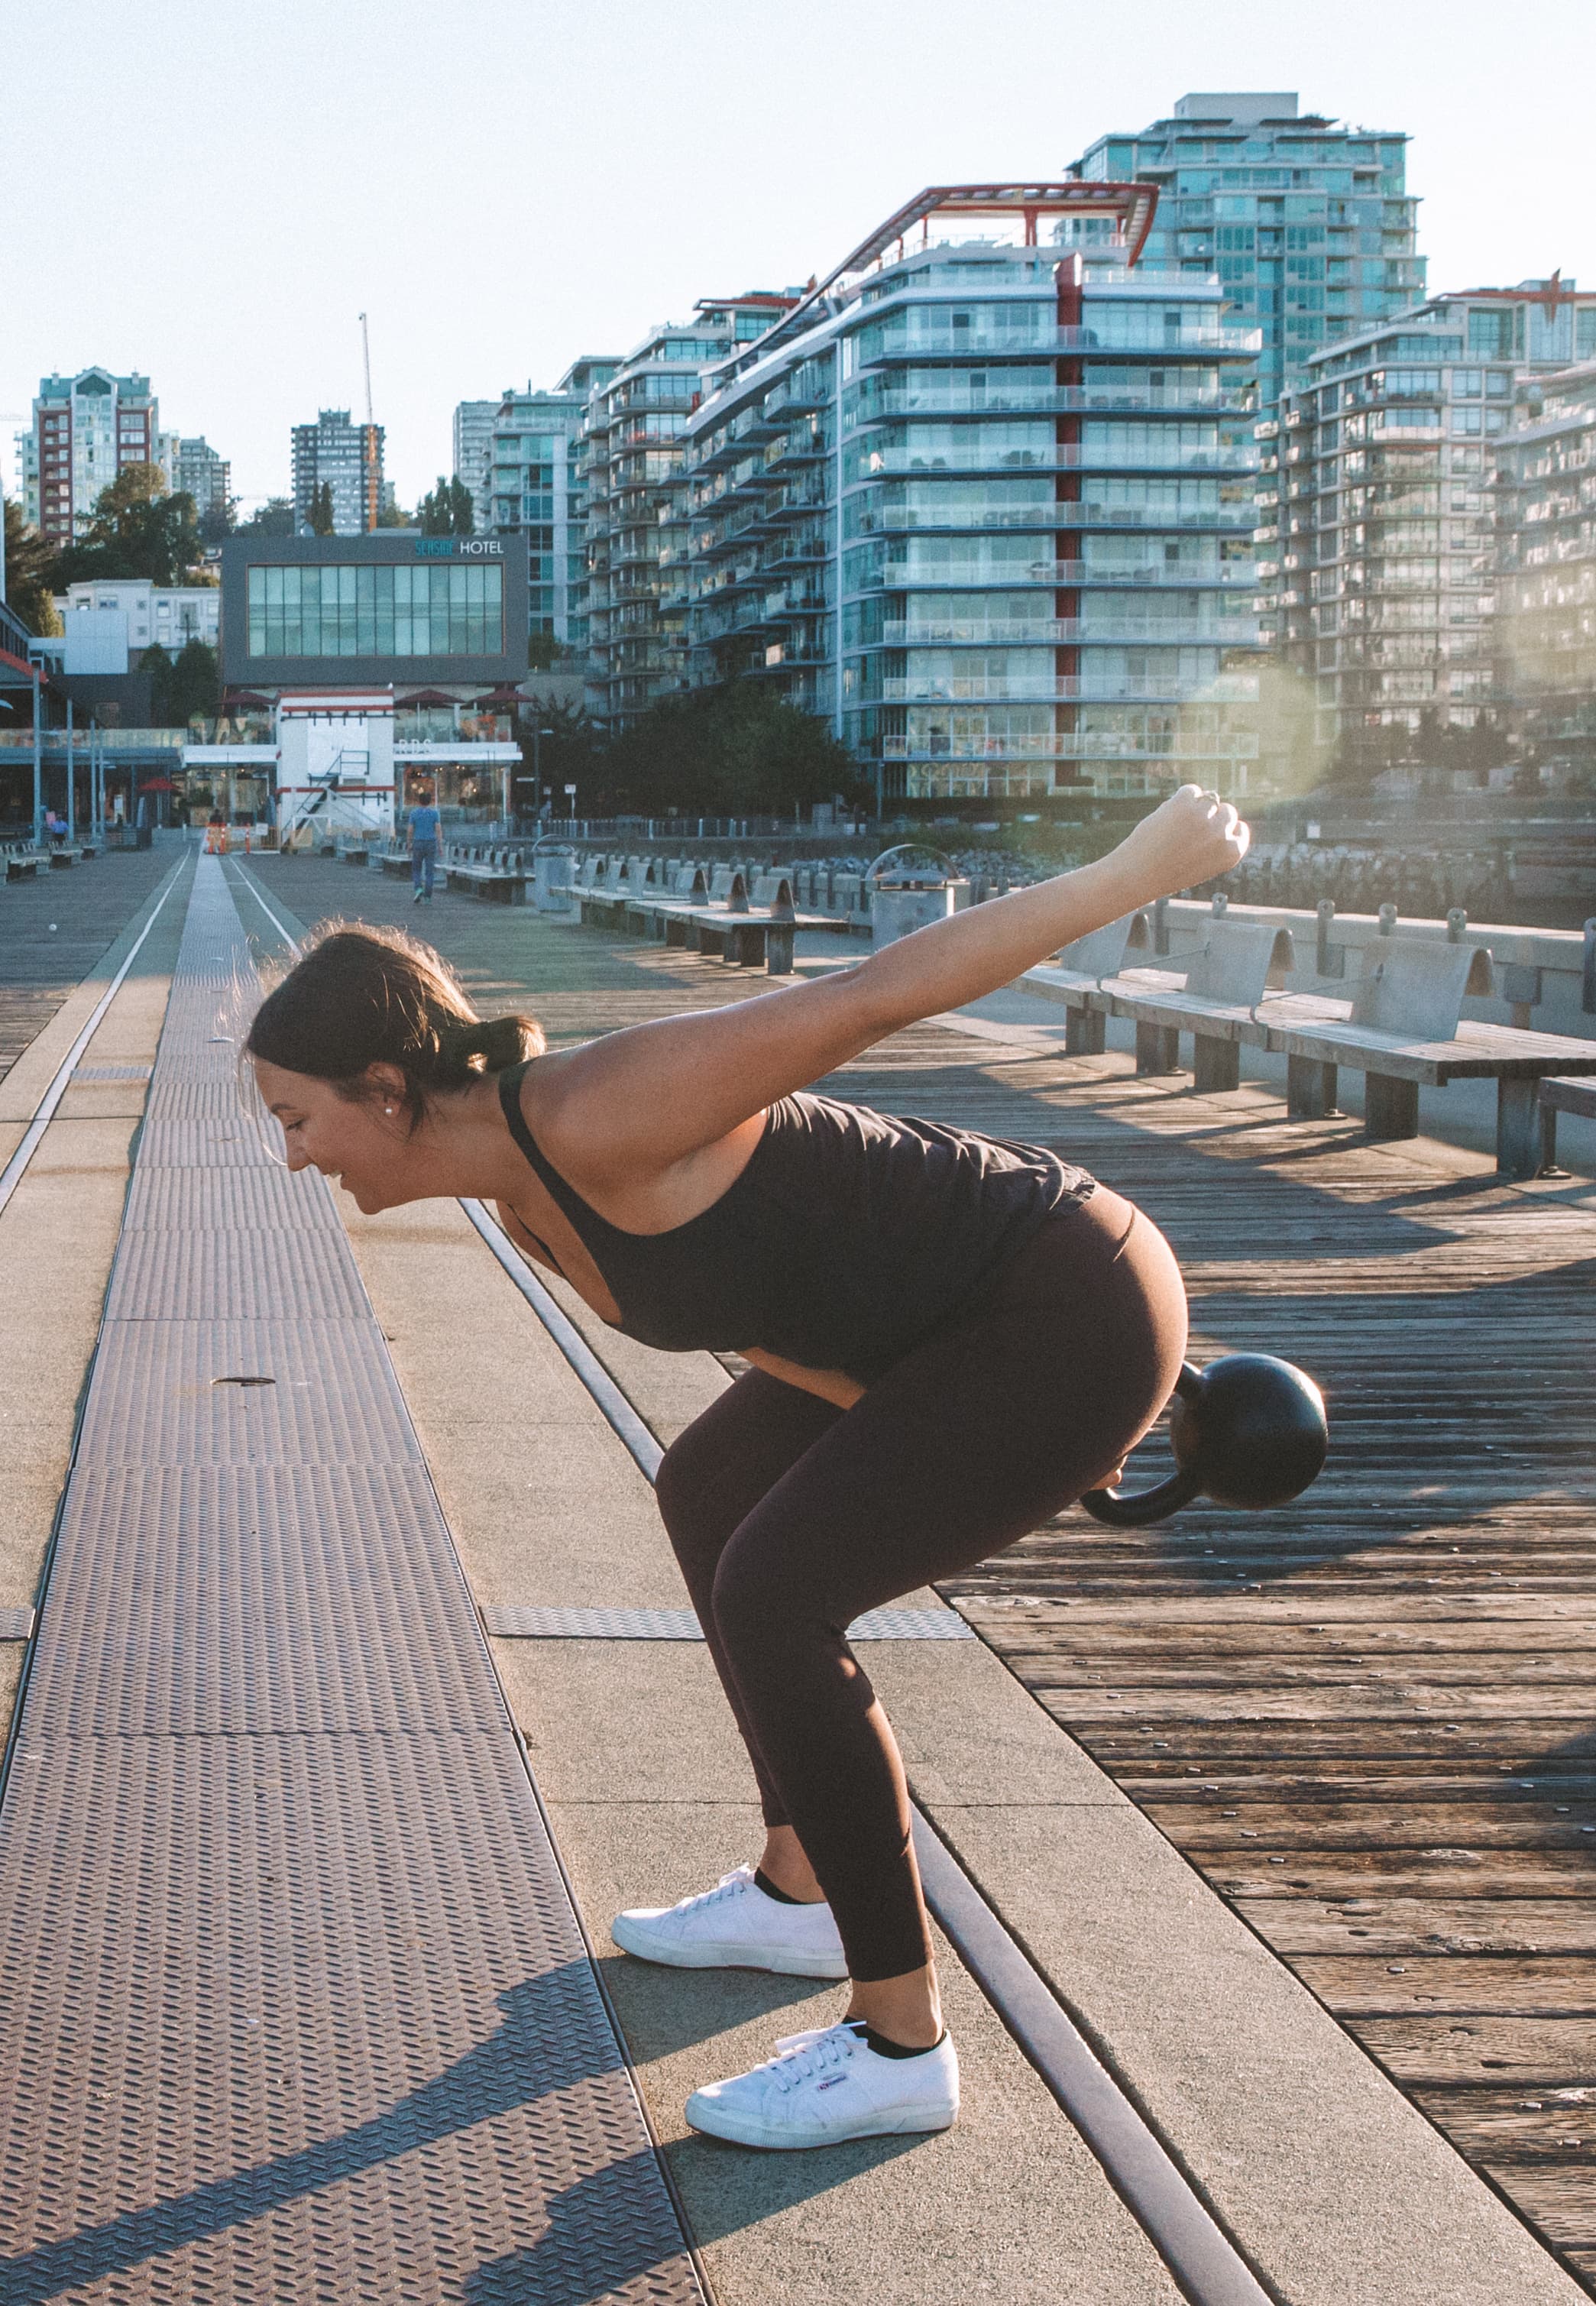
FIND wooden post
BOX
[1135,1023,1181,1075]
[1365,1073,1420,1140]
[1494,1077,1541,1180]
[1193,1034,1240,1093]
[1287,1055,1339,1119]
[1066,1007,1106,1056]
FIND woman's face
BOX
[253,1058,412,1213]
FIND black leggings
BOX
[653,1187,1188,1981]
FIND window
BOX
[246,561,504,658]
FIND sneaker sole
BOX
[683,2097,957,2149]
[610,1915,847,1979]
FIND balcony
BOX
[853,385,1253,421]
[853,559,1258,590]
[853,501,1258,535]
[877,617,1261,646]
[880,730,1259,762]
[852,443,1258,479]
[877,673,1259,704]
[859,322,1261,362]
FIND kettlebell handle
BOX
[1080,1363,1205,1529]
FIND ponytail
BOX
[246,921,543,1125]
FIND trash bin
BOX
[866,846,969,948]
[135,824,154,850]
[531,844,576,913]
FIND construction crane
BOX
[358,313,379,531]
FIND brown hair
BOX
[245,921,542,1125]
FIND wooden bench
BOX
[1025,912,1596,1178]
[578,870,846,976]
[1537,1075,1596,1175]
[2,846,43,881]
[442,847,529,904]
[1102,918,1297,1091]
[1254,941,1596,1177]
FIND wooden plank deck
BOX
[241,858,1596,2294]
[824,1028,1596,2295]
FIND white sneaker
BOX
[685,2020,959,2149]
[610,1865,847,1979]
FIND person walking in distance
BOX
[247,784,1246,2151]
[408,783,440,905]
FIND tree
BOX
[2,499,63,635]
[53,464,207,588]
[418,476,474,536]
[526,630,565,671]
[141,637,220,727]
[308,481,335,536]
[600,680,866,816]
[238,498,295,536]
[374,491,410,528]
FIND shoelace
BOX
[675,1868,753,1914]
[766,2023,858,2096]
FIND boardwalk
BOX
[239,850,1596,2292]
[2,840,1592,2304]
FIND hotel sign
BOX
[413,538,503,559]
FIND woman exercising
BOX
[248,783,1246,2152]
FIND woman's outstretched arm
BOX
[536,785,1246,1181]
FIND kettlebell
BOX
[1081,1352,1328,1529]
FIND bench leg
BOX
[1135,1023,1182,1076]
[1365,1073,1420,1141]
[1287,1054,1339,1120]
[665,918,688,947]
[1193,1034,1240,1094]
[1494,1077,1543,1181]
[1065,1008,1106,1057]
[766,926,794,976]
[731,927,766,967]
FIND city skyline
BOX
[2,0,1591,513]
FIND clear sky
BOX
[3,0,1591,512]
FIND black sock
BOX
[846,2019,947,2060]
[753,1867,803,1906]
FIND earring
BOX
[384,1104,394,1115]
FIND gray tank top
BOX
[499,1063,1094,1382]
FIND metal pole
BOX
[64,694,74,842]
[31,661,42,846]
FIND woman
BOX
[248,782,1246,2152]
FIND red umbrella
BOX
[139,776,175,792]
[223,689,274,709]
[399,688,460,707]
[478,683,526,706]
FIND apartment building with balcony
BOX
[1070,93,1424,419]
[18,368,172,545]
[1258,281,1596,760]
[581,297,797,734]
[486,359,619,651]
[682,184,1264,803]
[1494,353,1596,776]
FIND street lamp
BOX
[564,780,577,831]
[531,724,554,816]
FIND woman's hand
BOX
[1111,784,1249,904]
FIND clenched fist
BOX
[1114,783,1249,902]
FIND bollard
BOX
[1153,895,1170,957]
[1314,897,1345,980]
[1211,890,1228,917]
[1585,918,1596,1016]
[1377,902,1397,937]
[1446,907,1467,944]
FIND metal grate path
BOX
[0,857,704,2304]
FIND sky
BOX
[3,0,1593,512]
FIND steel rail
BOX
[0,853,187,1226]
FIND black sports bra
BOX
[497,1060,1093,1383]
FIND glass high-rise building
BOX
[1495,348,1596,779]
[19,368,169,545]
[290,409,384,536]
[487,359,620,649]
[1070,93,1425,416]
[682,184,1264,803]
[452,401,498,532]
[1262,281,1596,762]
[582,297,796,734]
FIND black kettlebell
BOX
[1081,1352,1328,1529]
